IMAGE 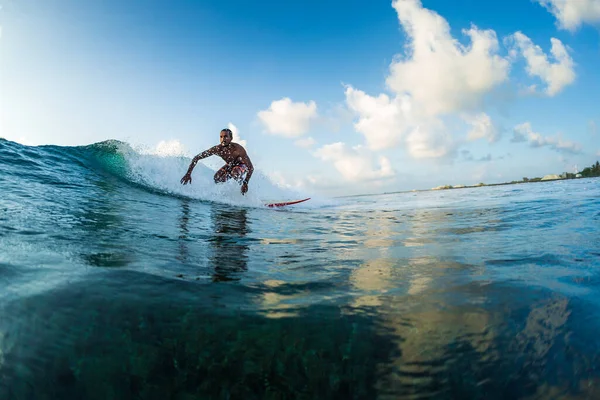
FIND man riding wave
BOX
[180,128,254,194]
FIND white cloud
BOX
[536,0,600,31]
[387,0,510,116]
[512,122,582,154]
[227,122,247,148]
[344,86,411,151]
[265,170,351,196]
[257,98,318,138]
[405,121,456,159]
[342,0,507,160]
[463,112,499,142]
[265,171,298,189]
[344,85,457,159]
[313,142,395,182]
[508,32,575,96]
[294,136,316,149]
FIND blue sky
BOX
[1,0,599,196]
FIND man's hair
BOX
[221,128,233,138]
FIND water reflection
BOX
[208,206,250,282]
[361,283,582,398]
[350,258,395,308]
[341,210,587,399]
[176,200,191,264]
[364,210,398,250]
[77,177,132,267]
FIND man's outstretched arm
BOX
[181,146,219,185]
[240,155,254,194]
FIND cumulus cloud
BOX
[294,136,316,149]
[405,121,456,159]
[265,170,352,196]
[257,98,318,138]
[345,85,457,159]
[313,142,395,182]
[265,171,304,190]
[344,86,411,151]
[343,0,507,160]
[536,0,600,31]
[227,122,247,148]
[387,0,510,116]
[463,112,500,142]
[508,32,575,96]
[512,122,582,154]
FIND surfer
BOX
[180,128,254,194]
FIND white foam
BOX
[118,144,331,209]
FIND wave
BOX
[0,138,326,209]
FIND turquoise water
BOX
[1,137,600,399]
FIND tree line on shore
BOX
[435,160,600,190]
[579,161,600,178]
[521,160,600,182]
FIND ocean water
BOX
[1,137,600,399]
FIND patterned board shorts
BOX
[229,164,248,180]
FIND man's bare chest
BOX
[217,146,243,163]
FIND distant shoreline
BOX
[338,175,600,199]
[427,176,591,191]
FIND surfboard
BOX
[265,198,311,208]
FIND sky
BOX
[1,0,600,196]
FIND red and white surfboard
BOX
[265,198,311,208]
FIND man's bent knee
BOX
[214,170,228,183]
